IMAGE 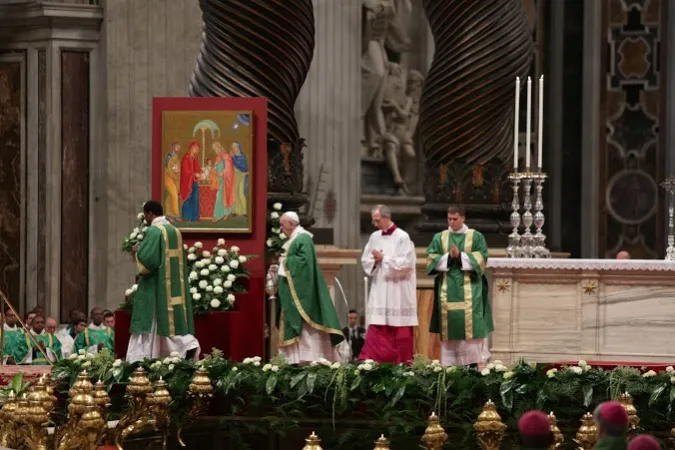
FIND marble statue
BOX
[361,0,412,159]
[381,63,424,194]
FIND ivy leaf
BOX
[582,385,593,407]
[266,375,278,395]
[350,376,361,392]
[669,386,675,414]
[290,372,307,389]
[390,386,406,407]
[649,384,666,407]
[500,380,515,411]
[306,372,317,395]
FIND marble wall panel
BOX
[60,51,90,318]
[0,56,23,308]
[37,50,46,309]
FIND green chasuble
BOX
[132,222,195,337]
[73,326,114,353]
[277,232,344,347]
[426,228,494,341]
[17,333,62,365]
[2,327,28,363]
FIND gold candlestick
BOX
[373,434,390,449]
[548,411,564,449]
[421,412,448,450]
[178,367,214,447]
[302,431,323,450]
[474,400,507,450]
[619,391,639,435]
[573,412,597,450]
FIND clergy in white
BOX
[359,205,418,363]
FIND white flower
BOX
[130,232,138,239]
[671,376,675,384]
[231,246,240,253]
[643,370,657,378]
[263,364,272,372]
[137,234,144,240]
[487,363,495,370]
[430,359,440,366]
[546,368,558,378]
[266,239,273,247]
[224,280,233,288]
[207,264,216,272]
[331,362,341,369]
[78,349,86,355]
[210,299,221,308]
[150,361,162,369]
[189,272,198,280]
[446,366,457,373]
[217,249,227,257]
[125,288,133,296]
[231,367,238,372]
[217,238,225,246]
[193,293,201,300]
[433,366,442,372]
[503,371,514,379]
[195,261,205,269]
[667,366,674,373]
[81,361,91,368]
[213,286,224,294]
[230,260,239,269]
[190,287,197,294]
[357,363,373,371]
[578,360,587,367]
[238,255,247,263]
[163,357,172,365]
[403,371,415,377]
[227,274,236,281]
[202,251,211,258]
[86,353,95,360]
[280,234,287,240]
[243,358,252,364]
[583,364,592,372]
[194,242,203,249]
[170,352,179,357]
[273,203,282,210]
[199,280,208,289]
[569,366,583,374]
[220,265,230,273]
[272,228,280,234]
[318,358,331,366]
[168,364,175,371]
[188,246,195,253]
[215,256,225,265]
[68,353,78,360]
[132,284,138,291]
[205,285,213,292]
[253,361,260,366]
[188,253,197,261]
[271,212,279,219]
[137,213,144,220]
[133,227,140,233]
[112,359,122,367]
[183,244,187,250]
[494,364,507,373]
[227,294,235,303]
[200,269,209,276]
[310,361,319,367]
[364,359,375,364]
[78,355,86,362]
[481,368,491,376]
[213,278,222,286]
[271,365,279,372]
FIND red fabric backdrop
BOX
[120,97,268,361]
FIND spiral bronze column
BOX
[417,0,533,241]
[190,0,315,213]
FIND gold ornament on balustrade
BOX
[302,431,323,450]
[573,412,597,450]
[178,366,215,447]
[373,434,390,449]
[421,411,448,450]
[619,391,640,436]
[582,280,597,295]
[548,411,564,449]
[496,279,511,293]
[474,399,507,450]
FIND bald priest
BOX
[271,211,344,364]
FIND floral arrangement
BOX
[186,239,253,314]
[118,283,138,311]
[49,354,675,449]
[265,202,286,260]
[121,212,148,254]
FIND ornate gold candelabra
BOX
[573,412,597,450]
[0,391,18,447]
[93,379,112,421]
[619,391,639,436]
[548,411,564,449]
[474,400,507,450]
[373,434,390,449]
[177,366,214,447]
[421,412,448,450]
[302,431,323,450]
[114,368,172,450]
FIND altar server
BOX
[517,410,554,449]
[359,205,417,363]
[426,205,493,367]
[127,200,200,362]
[73,307,114,354]
[273,211,344,364]
[594,401,629,450]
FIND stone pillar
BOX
[665,0,675,240]
[295,0,363,317]
[0,1,104,319]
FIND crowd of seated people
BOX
[1,306,115,365]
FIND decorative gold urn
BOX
[302,431,323,450]
[474,400,507,450]
[178,367,215,447]
[421,412,448,450]
[548,411,564,449]
[573,412,597,450]
[0,391,18,448]
[93,379,112,420]
[619,391,639,434]
[23,381,53,450]
[373,434,390,449]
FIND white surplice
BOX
[361,226,418,327]
[432,224,490,366]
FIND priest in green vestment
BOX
[127,200,200,363]
[425,205,493,367]
[2,308,28,364]
[273,211,344,364]
[73,307,114,354]
[17,315,62,365]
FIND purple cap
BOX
[628,435,661,450]
[600,401,629,428]
[518,410,550,436]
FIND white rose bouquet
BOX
[121,212,149,254]
[187,239,253,314]
[118,283,138,310]
[266,202,286,261]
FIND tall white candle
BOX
[537,75,544,170]
[513,77,520,170]
[526,76,531,170]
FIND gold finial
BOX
[548,411,564,449]
[474,400,507,450]
[374,434,390,449]
[126,367,153,396]
[302,431,323,450]
[619,391,639,434]
[421,412,448,450]
[573,412,597,450]
[188,367,214,394]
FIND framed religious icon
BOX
[155,105,259,233]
